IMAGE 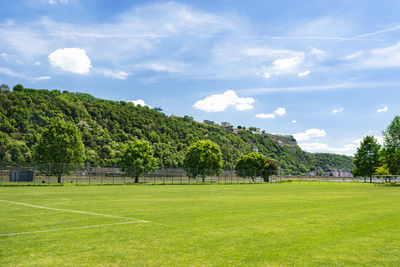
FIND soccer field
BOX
[1,183,399,266]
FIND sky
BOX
[1,0,400,156]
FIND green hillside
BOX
[0,86,353,174]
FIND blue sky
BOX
[1,0,400,155]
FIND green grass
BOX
[1,183,400,266]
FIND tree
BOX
[263,158,279,182]
[120,139,157,183]
[13,84,24,92]
[0,84,10,92]
[184,140,223,182]
[33,118,85,183]
[235,152,279,182]
[235,152,266,182]
[353,136,381,182]
[381,116,400,175]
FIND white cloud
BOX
[375,135,384,145]
[0,67,26,78]
[255,113,276,119]
[352,135,384,146]
[133,62,188,73]
[263,72,271,79]
[272,55,304,73]
[309,48,327,60]
[193,90,254,112]
[349,42,400,69]
[128,99,151,107]
[298,142,357,156]
[254,51,307,79]
[48,48,92,74]
[255,107,286,119]
[34,61,41,66]
[332,107,344,114]
[48,0,68,4]
[35,76,51,81]
[0,53,9,61]
[242,81,400,94]
[297,70,310,77]
[274,107,286,116]
[293,128,326,141]
[99,69,128,80]
[377,106,388,112]
[292,120,297,123]
[344,51,364,60]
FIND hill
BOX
[0,86,353,174]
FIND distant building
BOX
[232,129,238,135]
[221,122,231,128]
[203,120,215,125]
[251,146,259,153]
[325,168,353,177]
[308,168,352,177]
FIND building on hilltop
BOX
[221,122,231,128]
[203,120,215,125]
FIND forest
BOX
[0,85,353,174]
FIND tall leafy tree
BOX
[264,158,279,182]
[235,152,279,182]
[120,139,157,183]
[353,136,381,182]
[235,152,266,182]
[381,116,400,175]
[33,118,85,183]
[184,140,223,182]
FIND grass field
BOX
[1,183,400,266]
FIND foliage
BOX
[353,136,381,182]
[0,84,10,92]
[0,86,354,173]
[381,115,400,174]
[235,152,279,182]
[235,152,266,181]
[374,164,390,176]
[264,158,279,182]
[120,139,157,183]
[33,117,85,182]
[184,140,223,181]
[12,84,24,92]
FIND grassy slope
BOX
[0,89,353,173]
[1,184,399,266]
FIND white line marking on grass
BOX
[0,199,148,223]
[0,221,142,237]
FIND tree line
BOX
[31,117,278,183]
[353,116,400,182]
[0,84,353,174]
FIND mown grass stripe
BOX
[0,221,143,237]
[0,199,148,222]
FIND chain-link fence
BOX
[0,162,376,186]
